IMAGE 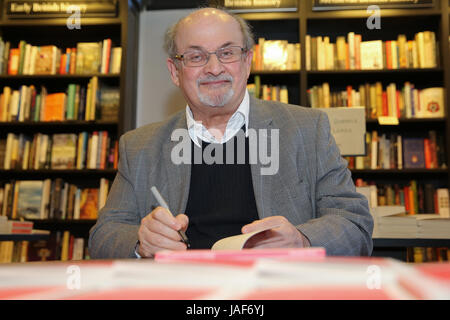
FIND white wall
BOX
[136,9,192,128]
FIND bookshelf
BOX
[0,0,139,262]
[233,0,450,260]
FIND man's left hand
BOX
[241,216,310,248]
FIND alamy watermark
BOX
[66,5,81,30]
[367,5,381,30]
[170,128,279,176]
[366,265,382,290]
[66,265,81,290]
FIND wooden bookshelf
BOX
[0,0,139,261]
[228,0,450,260]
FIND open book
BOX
[154,226,326,263]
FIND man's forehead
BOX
[181,8,233,26]
[175,9,243,50]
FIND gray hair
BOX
[163,7,255,58]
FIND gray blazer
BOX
[88,97,373,258]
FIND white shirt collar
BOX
[186,90,250,147]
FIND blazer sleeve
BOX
[297,111,374,256]
[88,134,141,259]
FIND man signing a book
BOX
[88,7,373,258]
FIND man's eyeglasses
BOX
[174,46,247,67]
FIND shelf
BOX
[30,219,97,225]
[366,118,446,124]
[0,121,118,132]
[350,169,449,179]
[0,233,49,241]
[0,74,120,79]
[251,70,300,75]
[307,68,443,75]
[373,238,450,247]
[238,12,299,21]
[307,9,442,20]
[0,169,117,180]
[0,18,122,27]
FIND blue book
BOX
[403,137,425,168]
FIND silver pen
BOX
[151,186,190,247]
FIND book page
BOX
[211,226,274,250]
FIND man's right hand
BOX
[137,206,189,258]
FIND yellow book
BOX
[61,230,70,261]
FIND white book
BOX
[317,36,324,70]
[9,90,20,121]
[39,134,49,169]
[73,188,81,220]
[4,133,15,170]
[29,46,38,75]
[23,44,32,75]
[110,47,122,73]
[88,132,98,169]
[72,238,85,260]
[347,32,355,70]
[326,42,334,70]
[437,188,450,218]
[18,85,28,121]
[305,35,311,71]
[391,41,398,69]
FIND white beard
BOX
[197,75,234,107]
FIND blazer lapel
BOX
[248,96,274,219]
[162,113,192,215]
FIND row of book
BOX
[0,131,119,171]
[308,83,445,119]
[355,180,449,216]
[345,130,447,170]
[0,231,88,263]
[306,31,438,71]
[407,247,449,263]
[247,75,289,103]
[0,77,120,122]
[252,38,300,71]
[0,178,111,220]
[0,38,122,75]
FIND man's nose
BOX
[203,53,225,74]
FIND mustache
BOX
[197,74,233,85]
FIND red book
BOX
[385,41,392,69]
[68,235,74,260]
[59,54,66,74]
[434,191,439,214]
[346,85,353,107]
[382,91,388,116]
[8,48,20,75]
[424,138,432,168]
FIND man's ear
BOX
[167,58,181,87]
[244,49,254,78]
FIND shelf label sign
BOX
[320,107,366,156]
[221,0,298,12]
[5,0,118,18]
[312,0,435,11]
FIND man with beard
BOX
[88,7,373,259]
